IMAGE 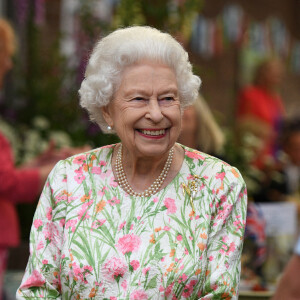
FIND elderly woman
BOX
[17,26,247,299]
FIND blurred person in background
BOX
[177,94,225,156]
[17,26,247,299]
[272,235,300,300]
[0,19,88,299]
[236,58,286,169]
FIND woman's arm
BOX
[201,167,247,299]
[16,160,67,299]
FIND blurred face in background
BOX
[256,59,284,89]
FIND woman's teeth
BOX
[140,129,165,136]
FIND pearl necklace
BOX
[115,144,174,197]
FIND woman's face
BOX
[102,60,181,158]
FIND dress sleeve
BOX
[0,132,40,203]
[16,160,67,299]
[200,167,247,299]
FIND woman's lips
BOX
[136,128,167,139]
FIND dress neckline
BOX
[107,143,188,199]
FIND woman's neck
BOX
[112,143,184,193]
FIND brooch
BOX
[181,175,202,212]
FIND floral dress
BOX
[17,144,247,300]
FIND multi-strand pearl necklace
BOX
[115,144,174,197]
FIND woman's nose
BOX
[146,99,163,123]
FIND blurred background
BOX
[0,0,300,299]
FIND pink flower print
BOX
[42,259,48,264]
[185,150,205,160]
[98,186,108,197]
[33,219,43,229]
[46,207,52,221]
[182,273,188,281]
[222,236,229,243]
[66,219,77,232]
[110,176,118,187]
[103,257,127,281]
[187,174,194,180]
[74,173,85,184]
[159,285,165,292]
[220,194,227,204]
[184,248,189,255]
[130,289,148,300]
[110,298,117,300]
[91,219,106,231]
[165,283,174,296]
[43,222,59,244]
[20,269,46,289]
[117,234,141,255]
[137,216,141,220]
[215,172,225,180]
[78,202,92,220]
[209,256,214,261]
[121,279,128,291]
[163,198,177,214]
[177,235,182,241]
[36,240,44,251]
[73,155,86,164]
[163,226,170,231]
[182,280,197,297]
[59,218,65,227]
[99,160,107,166]
[142,267,150,275]
[228,242,236,253]
[91,166,102,174]
[153,197,159,203]
[119,221,126,230]
[108,197,120,206]
[233,219,242,230]
[130,260,140,271]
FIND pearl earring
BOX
[107,126,112,131]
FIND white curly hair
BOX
[79,26,201,133]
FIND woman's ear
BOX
[101,105,114,128]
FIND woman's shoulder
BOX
[181,144,244,185]
[63,144,115,166]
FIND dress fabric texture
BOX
[17,144,247,299]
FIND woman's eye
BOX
[133,97,145,101]
[162,96,174,101]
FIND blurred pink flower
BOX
[215,172,225,180]
[130,260,140,271]
[91,166,101,174]
[73,155,86,164]
[33,219,43,229]
[185,150,205,160]
[117,234,141,254]
[130,289,148,300]
[163,198,177,214]
[20,270,45,289]
[103,257,127,281]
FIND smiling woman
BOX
[17,26,247,299]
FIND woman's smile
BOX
[136,128,168,139]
